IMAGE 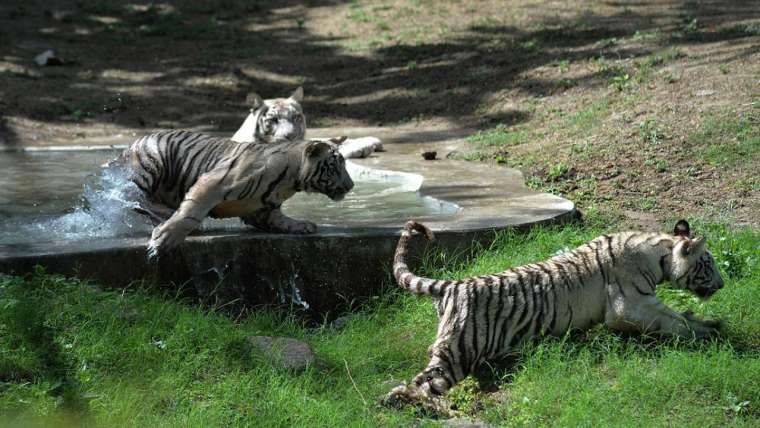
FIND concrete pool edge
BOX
[0,126,577,316]
[0,212,577,317]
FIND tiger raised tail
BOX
[384,220,724,412]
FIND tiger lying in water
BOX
[384,220,724,412]
[114,130,353,259]
[231,87,306,144]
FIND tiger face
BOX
[299,139,354,202]
[252,87,306,143]
[669,220,724,298]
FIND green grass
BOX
[1,221,759,426]
[695,114,760,167]
[467,124,528,148]
[564,100,610,134]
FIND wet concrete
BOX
[0,126,575,317]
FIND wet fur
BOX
[114,131,353,259]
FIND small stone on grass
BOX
[34,50,65,66]
[247,336,315,371]
[443,417,493,428]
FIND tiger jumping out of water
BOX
[112,130,353,259]
[384,219,724,413]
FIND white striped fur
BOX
[384,220,724,412]
[231,87,306,144]
[112,130,353,259]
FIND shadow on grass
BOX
[0,293,88,414]
[1,0,758,140]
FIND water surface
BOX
[0,149,457,245]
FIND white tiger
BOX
[384,219,725,413]
[232,87,306,144]
[111,130,353,259]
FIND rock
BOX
[421,150,437,160]
[44,10,74,21]
[443,417,493,428]
[330,314,356,331]
[446,150,462,159]
[34,49,64,66]
[247,336,315,370]
[696,89,716,97]
[338,137,383,159]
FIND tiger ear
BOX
[289,86,304,103]
[247,92,264,111]
[681,236,706,256]
[304,140,331,158]
[328,136,347,145]
[673,219,691,238]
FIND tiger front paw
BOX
[382,384,455,416]
[286,220,317,234]
[695,320,722,339]
[681,310,722,338]
[382,385,416,410]
[146,222,190,261]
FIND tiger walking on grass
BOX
[384,220,724,413]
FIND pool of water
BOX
[0,149,458,245]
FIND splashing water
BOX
[1,165,152,245]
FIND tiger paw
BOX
[287,220,317,234]
[695,320,722,338]
[146,223,186,260]
[382,385,456,417]
[382,386,415,410]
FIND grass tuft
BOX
[467,124,528,148]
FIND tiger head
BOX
[299,137,354,202]
[248,87,306,143]
[667,220,724,298]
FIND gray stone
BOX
[34,50,64,66]
[330,314,356,331]
[247,336,315,370]
[443,417,493,428]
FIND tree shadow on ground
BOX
[0,0,758,142]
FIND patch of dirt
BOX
[0,0,757,225]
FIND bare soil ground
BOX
[1,0,758,226]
